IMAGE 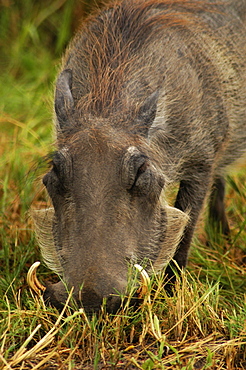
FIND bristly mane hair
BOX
[63,0,216,117]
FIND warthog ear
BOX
[136,90,159,137]
[55,69,75,130]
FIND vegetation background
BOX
[0,0,245,369]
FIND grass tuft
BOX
[0,269,245,369]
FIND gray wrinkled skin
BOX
[37,0,246,313]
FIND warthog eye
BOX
[43,151,70,194]
[129,156,149,191]
[121,146,164,199]
[52,152,63,176]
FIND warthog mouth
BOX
[27,261,150,302]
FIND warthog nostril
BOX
[80,287,122,314]
[80,287,102,311]
[43,281,69,311]
[105,294,123,314]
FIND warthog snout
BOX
[43,273,126,313]
[31,203,189,313]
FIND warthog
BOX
[31,0,246,313]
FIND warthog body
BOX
[37,0,246,312]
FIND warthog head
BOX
[31,70,189,313]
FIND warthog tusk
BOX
[134,264,150,297]
[27,261,46,295]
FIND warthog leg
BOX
[209,176,230,235]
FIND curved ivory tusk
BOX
[27,261,46,295]
[134,264,150,297]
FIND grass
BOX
[0,1,246,369]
